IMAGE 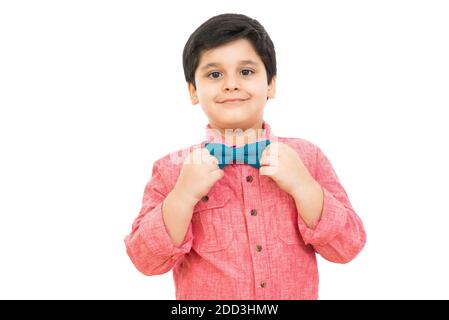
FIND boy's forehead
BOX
[197,39,262,69]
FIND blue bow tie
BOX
[205,140,271,169]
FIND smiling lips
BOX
[219,98,247,104]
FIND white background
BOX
[1,0,448,299]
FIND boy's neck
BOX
[208,120,267,147]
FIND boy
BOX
[125,13,366,300]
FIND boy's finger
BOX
[201,147,212,156]
[206,155,219,165]
[210,168,225,181]
[259,165,277,176]
[205,156,220,170]
[259,154,278,166]
[261,141,280,158]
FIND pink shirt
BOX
[124,122,366,299]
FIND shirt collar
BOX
[204,121,275,147]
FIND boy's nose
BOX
[223,76,240,91]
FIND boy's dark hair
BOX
[183,13,277,89]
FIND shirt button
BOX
[256,244,262,252]
[250,209,257,216]
[260,281,267,288]
[201,195,209,202]
[246,175,253,183]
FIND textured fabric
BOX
[124,122,366,300]
[205,140,271,169]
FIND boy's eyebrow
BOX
[200,60,259,71]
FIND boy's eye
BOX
[241,69,254,76]
[207,69,254,79]
[207,71,222,79]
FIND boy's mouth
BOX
[219,98,248,104]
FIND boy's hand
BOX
[173,148,224,206]
[259,142,324,226]
[259,142,316,196]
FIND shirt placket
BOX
[241,166,270,299]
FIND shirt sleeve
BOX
[124,160,193,275]
[296,146,366,264]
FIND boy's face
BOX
[188,38,276,134]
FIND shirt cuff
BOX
[298,187,347,246]
[140,202,193,259]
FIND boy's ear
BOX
[188,82,199,105]
[267,76,276,100]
